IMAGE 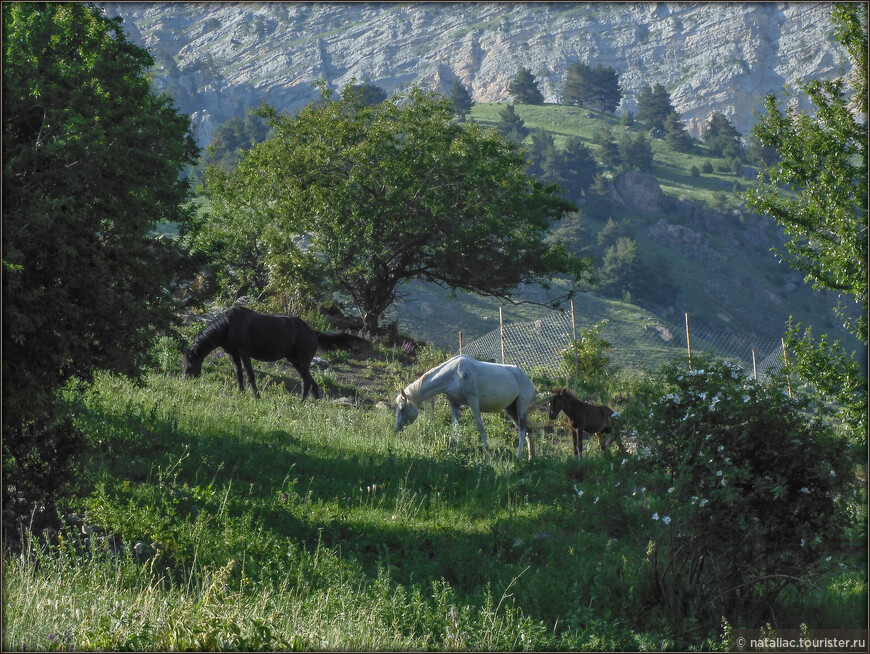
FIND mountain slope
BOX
[104,2,850,146]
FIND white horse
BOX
[394,355,537,460]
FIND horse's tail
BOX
[314,331,370,353]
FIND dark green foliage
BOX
[663,112,693,153]
[745,3,867,446]
[562,136,599,196]
[448,80,474,120]
[563,61,596,107]
[527,128,564,184]
[342,82,389,106]
[495,104,529,144]
[508,67,544,105]
[594,126,622,169]
[632,355,856,628]
[563,61,622,113]
[702,111,744,159]
[197,83,587,333]
[201,113,270,171]
[618,133,654,172]
[2,3,197,506]
[636,82,676,130]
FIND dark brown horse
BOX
[547,388,621,461]
[182,307,368,400]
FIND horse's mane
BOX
[553,387,581,402]
[403,369,432,404]
[403,356,461,404]
[187,310,230,360]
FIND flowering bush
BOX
[631,354,854,627]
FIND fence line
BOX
[458,304,787,382]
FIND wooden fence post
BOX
[570,298,578,370]
[499,307,505,364]
[458,331,463,355]
[752,348,758,382]
[781,338,792,398]
[685,312,693,369]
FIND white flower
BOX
[661,516,671,525]
[716,470,723,477]
[724,457,731,464]
[573,484,584,498]
[667,487,675,494]
[651,512,659,520]
[594,496,600,504]
[699,498,709,507]
[830,469,836,477]
[691,495,699,504]
[800,539,805,547]
[742,394,751,403]
[621,458,628,467]
[799,487,810,494]
[717,445,725,452]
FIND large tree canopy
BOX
[3,3,198,500]
[197,83,587,333]
[744,4,867,445]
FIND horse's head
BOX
[181,350,202,378]
[547,390,565,421]
[394,389,419,432]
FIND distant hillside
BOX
[386,102,855,355]
[103,2,850,147]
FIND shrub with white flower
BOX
[628,353,854,628]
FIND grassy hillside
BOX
[387,102,857,358]
[3,348,866,650]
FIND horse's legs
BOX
[229,353,247,393]
[241,355,260,398]
[465,398,489,449]
[292,361,319,402]
[505,402,533,461]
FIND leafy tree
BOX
[636,82,676,130]
[198,83,589,333]
[3,3,198,505]
[703,111,744,159]
[744,3,867,445]
[496,103,529,144]
[562,137,599,196]
[448,79,474,120]
[508,67,545,104]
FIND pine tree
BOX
[508,67,545,104]
[496,104,530,144]
[449,79,474,120]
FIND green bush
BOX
[630,355,855,629]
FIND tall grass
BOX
[3,360,864,651]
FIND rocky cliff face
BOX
[104,2,849,146]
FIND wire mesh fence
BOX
[458,304,787,382]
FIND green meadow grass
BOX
[3,353,865,651]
